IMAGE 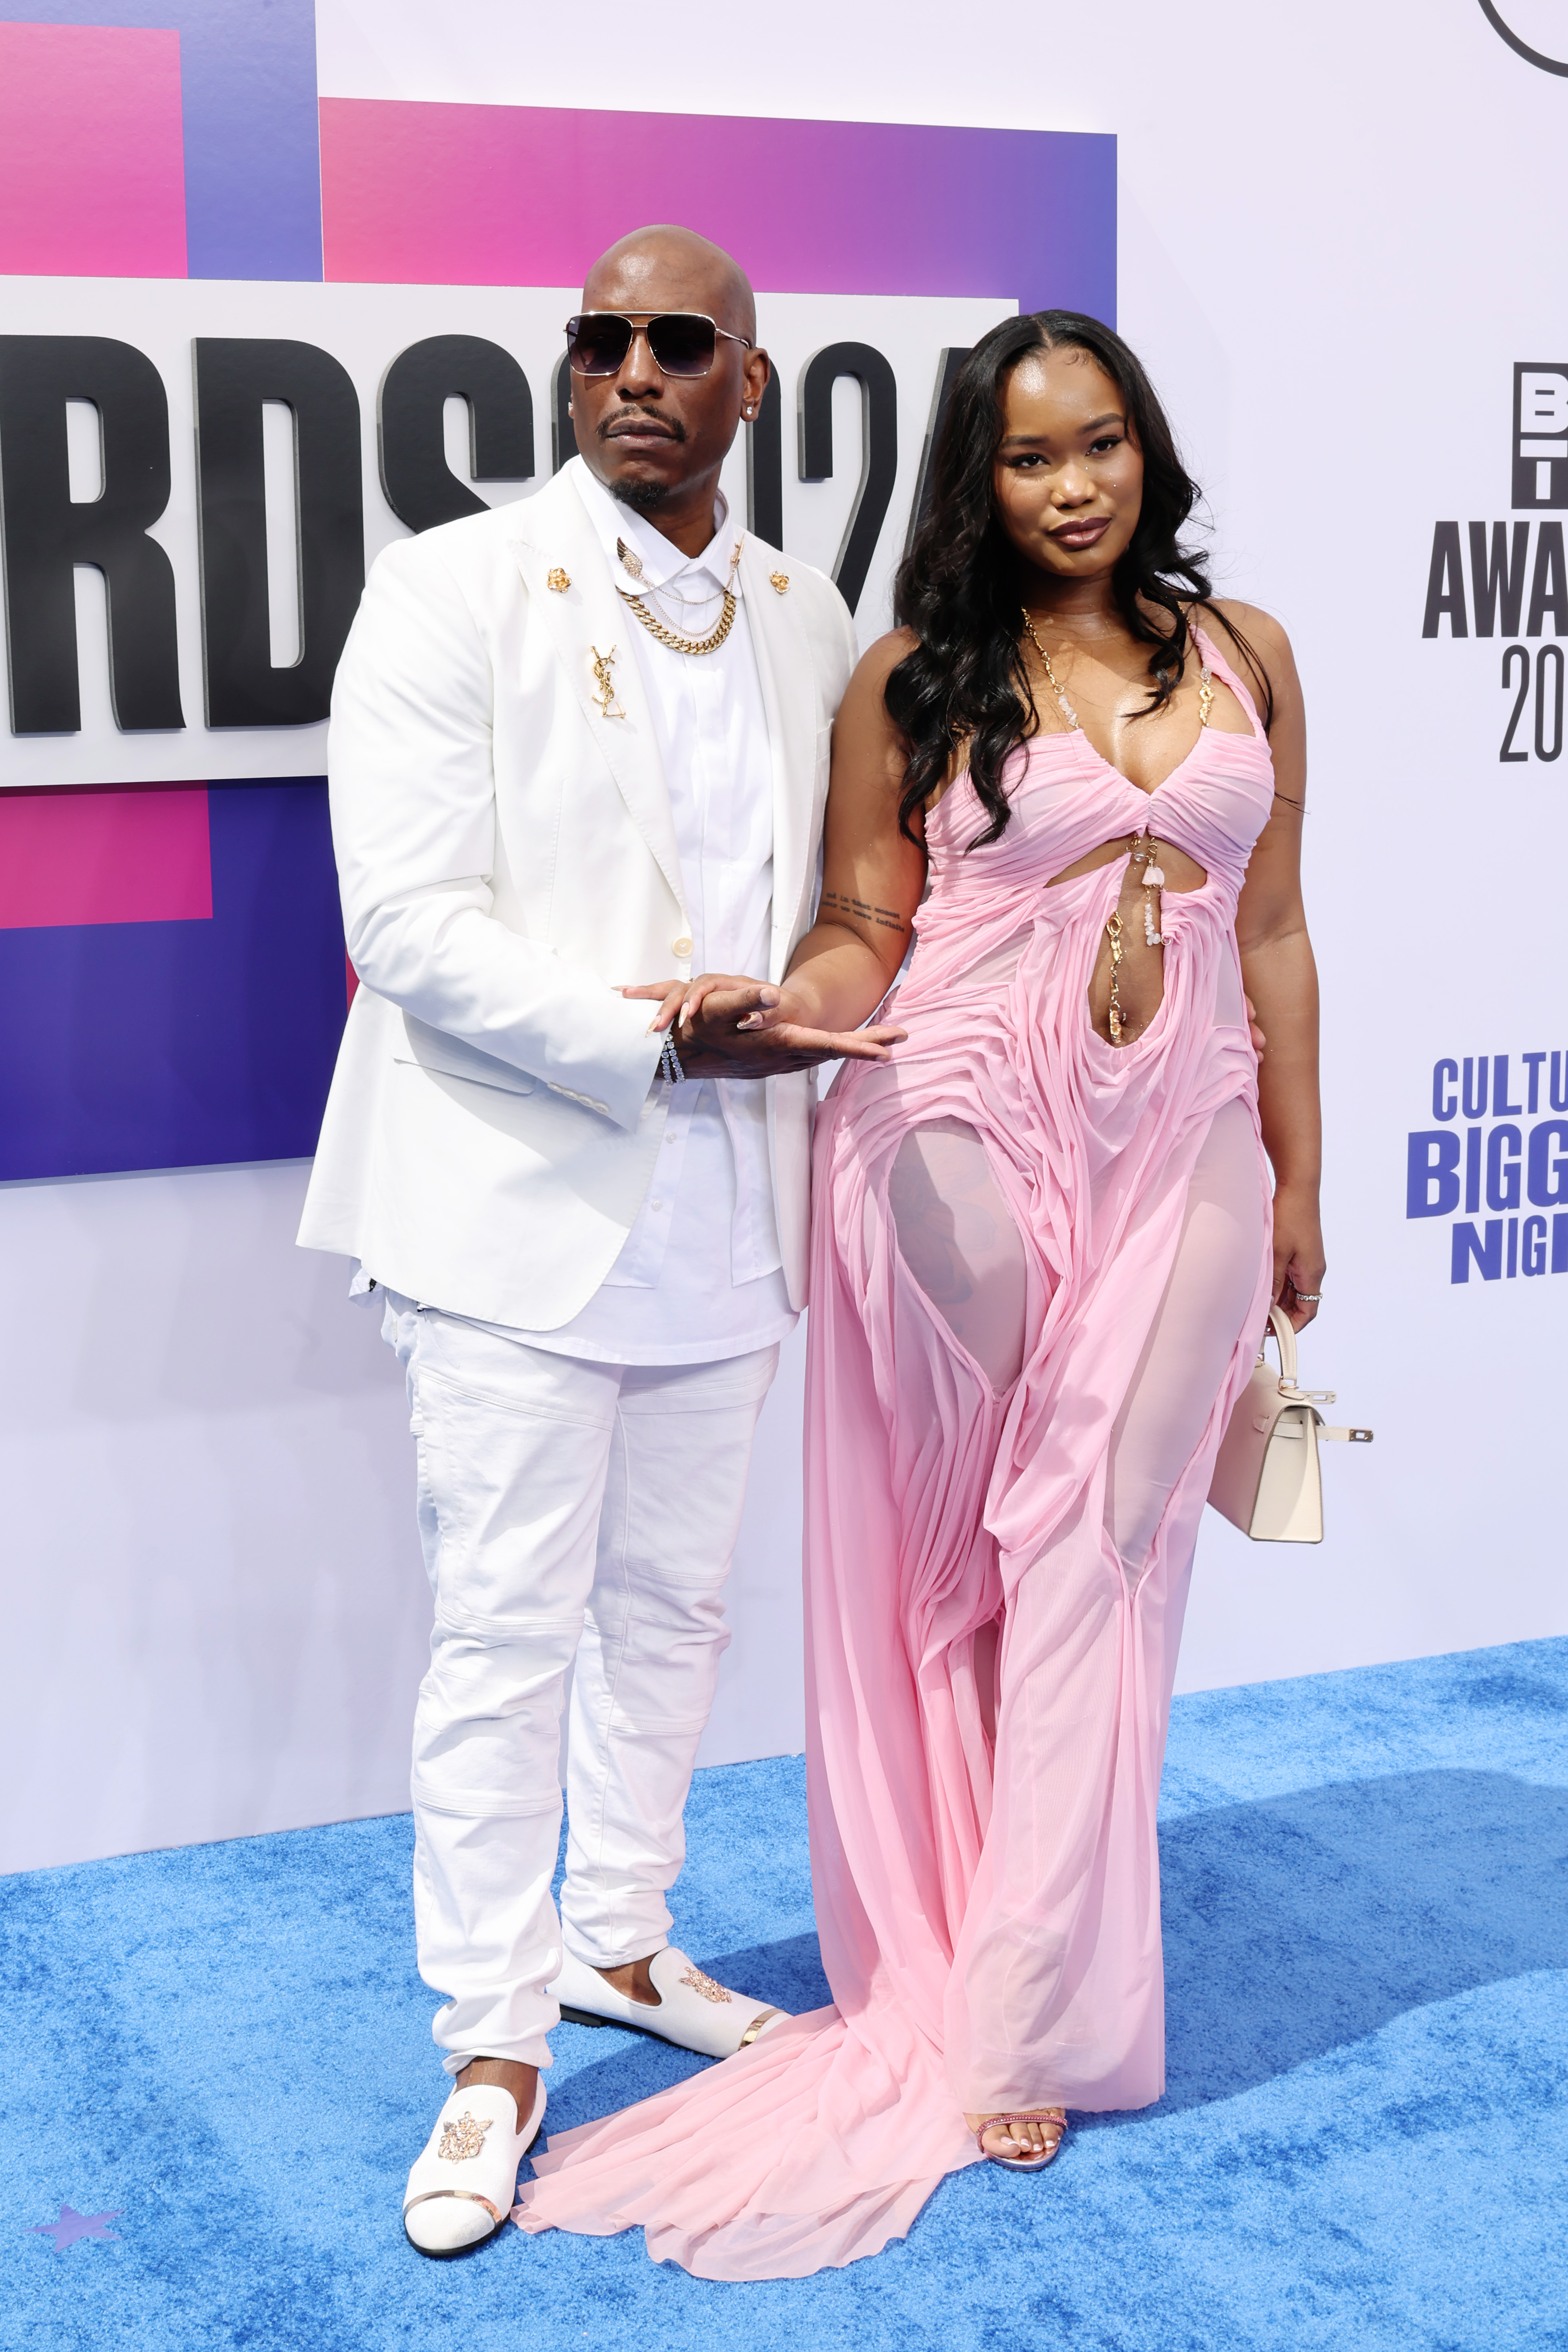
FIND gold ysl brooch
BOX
[590,645,625,718]
[769,572,790,594]
[437,2112,494,2163]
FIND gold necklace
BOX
[617,533,740,656]
[1022,607,1217,730]
[619,585,738,656]
[1019,608,1080,728]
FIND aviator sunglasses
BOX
[564,312,753,380]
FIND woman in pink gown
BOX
[516,312,1323,2276]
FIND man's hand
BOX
[624,973,904,1080]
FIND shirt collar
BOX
[570,456,744,600]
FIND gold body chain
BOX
[1017,609,1214,1048]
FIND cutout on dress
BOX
[1080,837,1210,1046]
[887,1120,1028,1394]
[1046,835,1209,896]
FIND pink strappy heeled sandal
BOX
[974,2109,1068,2172]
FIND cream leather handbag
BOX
[1208,1306,1372,1543]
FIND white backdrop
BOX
[5,0,1565,1871]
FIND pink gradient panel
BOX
[319,101,1114,312]
[0,787,212,930]
[0,23,187,279]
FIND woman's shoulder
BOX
[834,627,920,722]
[1190,598,1300,713]
[1195,598,1294,671]
[850,626,920,688]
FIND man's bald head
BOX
[582,225,756,343]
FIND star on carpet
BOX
[27,2205,122,2251]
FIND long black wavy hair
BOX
[887,311,1271,845]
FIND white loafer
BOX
[549,1944,788,2060]
[402,2077,546,2257]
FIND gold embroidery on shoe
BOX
[679,1965,733,2005]
[437,2111,494,2162]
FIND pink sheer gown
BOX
[515,625,1278,2277]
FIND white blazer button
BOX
[672,935,693,958]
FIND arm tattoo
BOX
[820,888,908,936]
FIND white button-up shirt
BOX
[505,459,797,1364]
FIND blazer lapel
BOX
[508,472,687,916]
[739,535,818,981]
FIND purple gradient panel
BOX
[8,0,322,280]
[320,102,1115,316]
[0,781,346,1180]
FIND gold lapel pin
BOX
[590,645,625,719]
[616,538,645,582]
[769,571,790,594]
[546,567,570,592]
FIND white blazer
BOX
[297,464,859,1330]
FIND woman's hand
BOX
[627,973,763,1038]
[1271,1180,1325,1331]
[623,975,904,1078]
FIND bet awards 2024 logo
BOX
[1422,365,1567,762]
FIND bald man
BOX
[300,226,897,2252]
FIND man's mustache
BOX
[598,409,686,442]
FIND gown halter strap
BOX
[1187,614,1267,740]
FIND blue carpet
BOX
[4,1637,1567,2351]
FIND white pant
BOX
[383,1294,778,2074]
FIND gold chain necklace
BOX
[618,585,738,656]
[1019,608,1080,727]
[617,532,739,656]
[1020,607,1217,730]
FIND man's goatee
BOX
[613,479,672,516]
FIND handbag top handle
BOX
[1265,1302,1298,1387]
[1263,1303,1336,1407]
